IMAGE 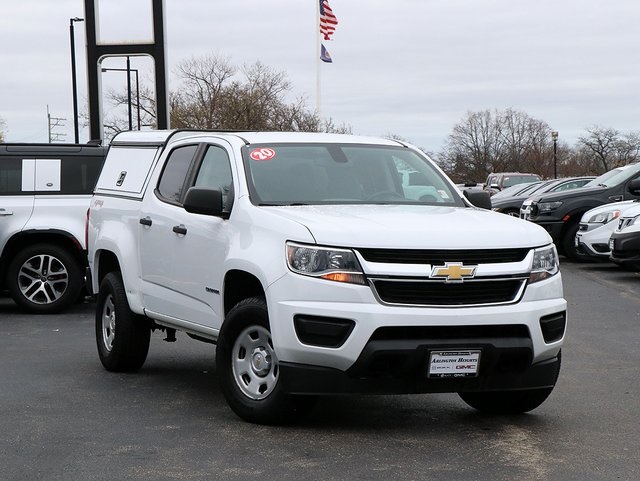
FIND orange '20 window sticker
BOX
[250,148,276,161]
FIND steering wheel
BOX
[366,191,405,201]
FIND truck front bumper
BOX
[267,272,567,376]
[280,341,562,395]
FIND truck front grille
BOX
[357,248,529,264]
[371,278,527,306]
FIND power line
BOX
[47,104,67,143]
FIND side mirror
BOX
[628,178,640,197]
[183,187,224,216]
[464,189,492,210]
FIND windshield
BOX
[501,174,541,188]
[242,143,464,206]
[585,164,640,188]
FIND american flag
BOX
[319,0,338,41]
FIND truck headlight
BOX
[588,210,620,224]
[537,201,563,213]
[529,244,559,283]
[286,242,366,285]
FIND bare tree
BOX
[577,126,620,172]
[104,83,157,138]
[170,54,350,133]
[0,116,6,142]
[441,108,553,182]
[576,126,640,173]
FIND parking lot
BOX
[1,260,639,481]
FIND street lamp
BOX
[551,131,559,179]
[101,58,141,130]
[69,17,84,143]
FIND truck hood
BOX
[534,185,605,203]
[263,204,552,249]
[619,202,640,219]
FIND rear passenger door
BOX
[0,157,36,254]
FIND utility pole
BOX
[47,105,67,143]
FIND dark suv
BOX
[0,143,107,313]
[527,163,640,260]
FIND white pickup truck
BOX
[87,130,567,424]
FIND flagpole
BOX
[316,0,321,117]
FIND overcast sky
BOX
[1,0,639,154]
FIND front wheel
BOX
[95,272,150,372]
[458,387,555,414]
[561,222,591,262]
[216,297,312,424]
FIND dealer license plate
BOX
[428,350,481,378]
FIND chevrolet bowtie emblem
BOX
[431,262,477,282]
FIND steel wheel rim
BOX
[101,294,116,352]
[17,254,69,305]
[231,325,279,400]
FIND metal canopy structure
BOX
[83,0,169,143]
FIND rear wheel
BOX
[95,272,150,372]
[216,297,314,424]
[6,244,83,314]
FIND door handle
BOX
[139,216,152,226]
[0,209,13,216]
[172,224,187,235]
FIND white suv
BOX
[0,143,106,313]
[88,131,566,424]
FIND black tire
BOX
[95,272,150,372]
[6,243,83,314]
[458,387,555,415]
[561,222,591,262]
[216,296,312,424]
[459,351,561,414]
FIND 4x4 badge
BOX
[431,262,477,282]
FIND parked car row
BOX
[492,177,594,217]
[488,163,640,270]
[580,197,640,270]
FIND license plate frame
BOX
[427,350,481,378]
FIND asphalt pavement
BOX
[1,261,639,481]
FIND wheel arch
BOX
[93,248,145,315]
[223,270,266,317]
[0,230,85,287]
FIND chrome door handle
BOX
[0,209,13,216]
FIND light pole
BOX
[101,59,141,130]
[69,17,84,143]
[551,131,559,179]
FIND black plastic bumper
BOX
[530,220,564,242]
[280,326,561,395]
[610,231,640,265]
